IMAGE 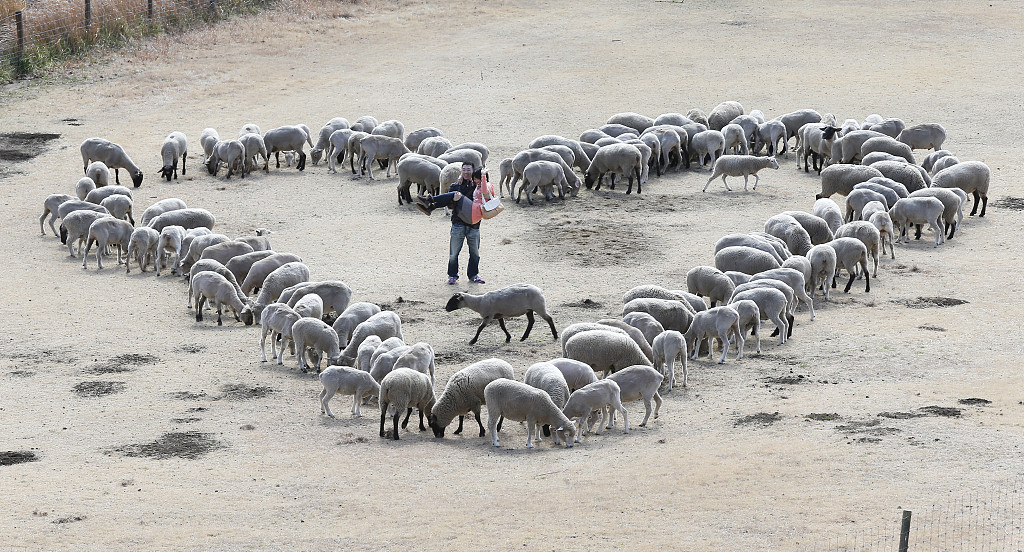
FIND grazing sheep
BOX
[583,143,643,194]
[691,130,725,171]
[866,161,926,195]
[607,112,655,134]
[835,222,881,277]
[548,358,598,392]
[683,306,742,365]
[652,330,687,389]
[235,230,272,253]
[781,211,834,245]
[605,364,664,428]
[704,155,779,192]
[775,109,822,149]
[721,123,749,155]
[82,217,133,269]
[527,135,592,173]
[396,156,442,205]
[796,124,841,173]
[806,244,838,300]
[830,130,885,164]
[283,281,351,318]
[155,225,186,276]
[622,311,665,345]
[75,176,96,201]
[484,379,576,449]
[852,182,901,209]
[862,151,907,166]
[621,284,689,307]
[239,253,302,296]
[379,368,435,440]
[139,198,186,227]
[338,311,404,366]
[126,226,159,273]
[715,245,782,275]
[921,150,954,173]
[259,302,301,365]
[86,161,110,188]
[827,237,872,292]
[653,113,693,127]
[732,280,797,339]
[190,271,253,326]
[599,123,635,138]
[263,126,309,171]
[293,293,324,321]
[199,128,220,161]
[404,126,443,152]
[910,187,964,239]
[564,329,652,378]
[84,185,131,205]
[158,131,188,181]
[359,135,410,179]
[845,188,889,222]
[560,323,633,357]
[40,194,75,236]
[224,250,275,286]
[309,118,351,165]
[332,302,382,348]
[730,299,762,354]
[80,138,144,187]
[199,240,254,267]
[648,128,682,172]
[369,345,413,384]
[932,161,990,217]
[350,115,379,133]
[755,120,789,157]
[812,198,844,233]
[509,149,578,199]
[868,118,906,138]
[930,155,959,176]
[868,211,897,259]
[524,361,571,437]
[239,133,270,174]
[817,164,884,199]
[243,261,310,325]
[729,287,789,345]
[708,101,744,131]
[445,142,490,166]
[730,115,759,147]
[428,358,515,438]
[519,160,571,204]
[355,336,384,373]
[860,136,914,164]
[562,380,628,441]
[60,210,110,257]
[622,298,693,332]
[206,139,247,178]
[445,284,557,345]
[319,366,379,418]
[686,265,736,307]
[781,255,814,293]
[292,317,341,373]
[666,291,709,314]
[186,259,244,309]
[750,267,816,319]
[179,234,230,276]
[888,197,945,248]
[714,234,784,264]
[393,343,436,387]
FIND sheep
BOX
[237,133,269,174]
[868,118,906,138]
[845,188,889,222]
[580,128,612,143]
[338,311,404,366]
[830,130,885,164]
[599,123,636,138]
[562,380,628,441]
[932,161,991,217]
[682,306,742,365]
[81,138,143,187]
[651,329,687,389]
[646,128,681,173]
[835,222,881,277]
[862,151,907,166]
[147,208,215,235]
[930,155,960,176]
[763,214,812,256]
[155,225,186,276]
[508,149,577,198]
[652,113,692,127]
[263,126,309,171]
[774,109,821,149]
[690,130,725,171]
[827,237,872,292]
[205,139,247,178]
[396,156,442,205]
[40,194,75,236]
[548,358,598,392]
[235,230,272,252]
[780,255,814,293]
[309,118,351,165]
[84,185,131,205]
[350,115,379,133]
[494,157,513,196]
[714,234,784,264]
[158,131,188,181]
[860,136,914,164]
[622,140,653,184]
[622,298,693,333]
[921,150,954,173]
[868,211,897,260]
[86,161,110,188]
[667,291,710,314]
[730,114,759,147]
[910,187,964,239]
[82,217,133,270]
[715,246,782,276]
[796,124,841,173]
[281,281,351,319]
[332,302,382,348]
[60,210,110,257]
[564,329,652,378]
[190,271,253,326]
[518,160,571,205]
[186,259,244,308]
[812,198,844,233]
[484,379,576,449]
[74,177,96,201]
[392,342,436,387]
[437,148,483,171]
[239,253,302,296]
[729,287,789,345]
[704,155,779,192]
[238,123,261,137]
[780,211,834,245]
[290,317,341,373]
[584,143,643,193]
[523,361,571,438]
[817,164,884,199]
[369,345,413,384]
[606,112,654,134]
[621,284,687,306]
[445,142,490,166]
[749,267,815,319]
[139,198,186,227]
[560,323,633,357]
[444,284,557,345]
[529,135,593,174]
[686,266,736,307]
[293,293,324,321]
[860,114,884,128]
[404,126,442,152]
[428,358,514,438]
[318,365,379,418]
[224,250,275,285]
[355,336,384,373]
[721,123,749,155]
[852,182,901,208]
[805,244,838,300]
[730,299,762,354]
[755,120,788,158]
[596,365,663,429]
[888,197,945,248]
[379,368,435,440]
[866,176,910,199]
[199,128,220,161]
[242,261,310,325]
[358,135,410,179]
[179,234,230,276]
[707,101,744,131]
[259,302,301,365]
[622,311,665,345]
[196,241,253,270]
[732,280,796,340]
[319,129,354,173]
[126,226,159,273]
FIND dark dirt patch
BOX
[52,515,86,524]
[735,412,781,427]
[920,405,962,418]
[62,118,84,126]
[337,433,370,445]
[959,398,991,406]
[755,353,801,366]
[217,384,274,400]
[561,298,604,309]
[180,344,206,354]
[766,375,807,385]
[878,411,925,420]
[8,370,35,377]
[88,353,160,374]
[918,324,946,332]
[855,437,882,444]
[186,406,209,412]
[836,419,881,432]
[0,132,61,163]
[6,348,73,362]
[169,391,208,401]
[896,296,969,309]
[72,381,126,397]
[435,349,474,365]
[0,451,39,466]
[171,417,201,424]
[993,196,1024,211]
[115,431,224,460]
[533,215,657,267]
[888,263,922,274]
[805,413,840,421]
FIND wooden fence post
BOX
[148,0,154,19]
[84,0,91,33]
[898,510,912,552]
[14,10,24,71]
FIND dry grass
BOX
[0,0,26,19]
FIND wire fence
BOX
[799,477,1024,552]
[0,0,274,76]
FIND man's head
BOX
[461,162,474,180]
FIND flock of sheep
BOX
[36,100,992,448]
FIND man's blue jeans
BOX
[449,222,480,279]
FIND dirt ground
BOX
[2,0,1023,549]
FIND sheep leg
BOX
[392,410,401,440]
[260,328,270,362]
[862,263,871,293]
[717,330,729,364]
[114,168,121,185]
[216,304,224,326]
[474,409,486,437]
[969,190,980,216]
[520,311,535,341]
[843,270,856,293]
[297,152,306,172]
[321,388,335,417]
[195,296,205,322]
[488,409,501,447]
[469,316,494,345]
[400,407,412,430]
[379,402,388,437]
[453,415,464,435]
[640,397,652,427]
[352,392,363,417]
[418,409,427,431]
[743,174,751,192]
[979,194,987,217]
[497,318,513,343]
[274,151,281,169]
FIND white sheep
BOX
[835,222,882,277]
[75,176,96,201]
[319,365,378,418]
[86,162,110,188]
[713,234,784,264]
[932,161,990,217]
[332,302,382,347]
[816,164,884,199]
[417,136,454,159]
[562,380,628,442]
[731,280,796,341]
[293,293,324,321]
[350,115,379,133]
[605,364,664,428]
[899,122,948,149]
[83,217,133,269]
[888,197,945,248]
[593,319,658,362]
[428,358,514,438]
[200,128,220,161]
[774,109,821,149]
[780,211,834,246]
[224,250,274,286]
[827,237,872,292]
[829,130,885,165]
[584,143,643,194]
[338,311,403,366]
[730,299,762,354]
[621,285,691,308]
[84,184,131,205]
[860,136,914,164]
[484,379,576,449]
[508,148,576,197]
[690,130,725,171]
[686,265,736,307]
[205,139,246,178]
[396,156,442,205]
[126,226,159,273]
[445,284,557,345]
[379,368,435,440]
[812,198,844,233]
[683,306,742,365]
[564,329,652,378]
[95,195,132,227]
[139,198,186,227]
[729,287,789,345]
[292,317,341,373]
[404,126,442,152]
[547,358,598,392]
[179,233,230,276]
[870,160,928,193]
[243,261,311,325]
[651,330,687,389]
[155,225,186,276]
[622,298,693,333]
[715,245,782,275]
[40,193,75,236]
[190,271,253,326]
[355,335,383,373]
[796,124,840,173]
[158,131,188,181]
[868,118,906,138]
[930,155,959,176]
[806,244,837,300]
[704,155,779,192]
[81,138,143,187]
[259,302,301,365]
[781,255,813,292]
[263,126,309,171]
[755,120,789,158]
[621,311,665,345]
[369,345,413,384]
[921,150,953,173]
[238,133,269,174]
[309,118,351,165]
[186,259,245,308]
[721,123,749,156]
[284,281,352,317]
[852,181,901,207]
[909,187,963,240]
[866,210,896,260]
[560,323,633,357]
[524,361,572,440]
[237,253,301,295]
[845,188,889,222]
[749,267,815,319]
[392,343,436,387]
[60,208,111,257]
[708,101,745,131]
[147,208,215,234]
[359,135,411,179]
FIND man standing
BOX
[416,163,487,285]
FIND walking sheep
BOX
[319,366,379,418]
[445,284,557,345]
[158,131,188,181]
[703,155,779,192]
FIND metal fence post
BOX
[898,510,912,552]
[84,0,91,33]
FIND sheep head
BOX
[158,165,174,181]
[444,294,465,312]
[427,413,445,438]
[131,170,144,188]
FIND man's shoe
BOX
[416,203,433,216]
[470,275,486,284]
[447,276,458,285]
